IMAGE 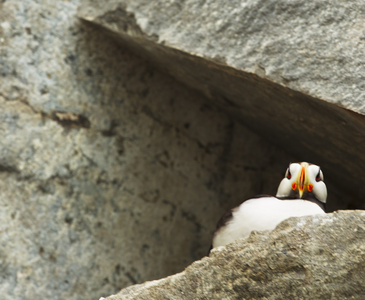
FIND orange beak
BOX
[292,162,313,198]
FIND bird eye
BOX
[286,168,292,179]
[315,170,322,182]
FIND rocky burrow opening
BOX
[79,18,364,292]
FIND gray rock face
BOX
[1,1,363,299]
[107,210,365,300]
[0,1,319,299]
[79,0,365,210]
[80,0,365,113]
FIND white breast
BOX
[212,197,324,248]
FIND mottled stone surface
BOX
[79,0,365,113]
[106,210,365,300]
[79,0,365,210]
[0,1,318,299]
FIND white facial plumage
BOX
[211,162,327,249]
[276,162,327,203]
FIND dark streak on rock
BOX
[181,209,201,232]
[0,164,19,174]
[50,111,91,129]
[101,120,119,137]
[125,271,138,285]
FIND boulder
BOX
[79,0,365,209]
[0,0,364,299]
[105,210,365,300]
[0,1,304,299]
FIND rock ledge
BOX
[105,210,365,300]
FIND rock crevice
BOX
[79,1,365,209]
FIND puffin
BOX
[211,162,327,249]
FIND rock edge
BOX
[105,210,365,300]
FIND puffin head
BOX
[276,162,327,204]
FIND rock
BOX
[0,1,363,299]
[105,210,365,300]
[0,1,315,299]
[78,0,365,209]
[79,0,365,113]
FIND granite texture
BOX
[79,0,365,210]
[79,0,365,114]
[0,1,310,299]
[106,210,365,300]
